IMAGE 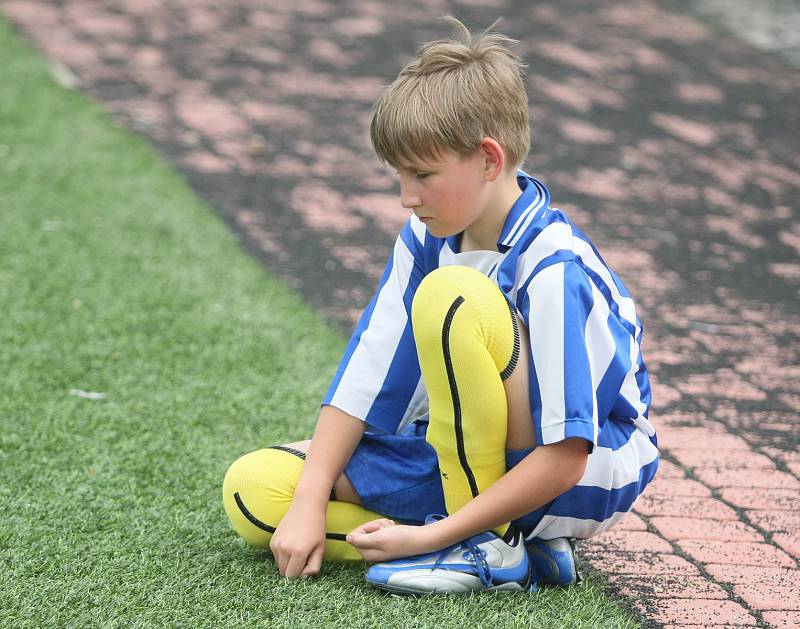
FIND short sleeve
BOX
[323,219,428,434]
[521,260,632,449]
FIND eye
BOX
[415,172,430,180]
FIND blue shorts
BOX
[343,420,550,534]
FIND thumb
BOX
[346,529,382,549]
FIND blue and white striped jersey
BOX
[325,171,658,537]
[324,172,655,454]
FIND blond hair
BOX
[370,16,529,171]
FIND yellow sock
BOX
[222,447,382,561]
[412,266,519,535]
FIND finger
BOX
[302,544,324,578]
[346,530,382,549]
[271,542,289,577]
[350,518,394,536]
[349,520,381,536]
[284,551,308,579]
[356,547,387,563]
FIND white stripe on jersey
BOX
[579,428,659,490]
[397,376,427,433]
[504,192,546,248]
[529,511,629,541]
[410,215,426,245]
[512,222,573,303]
[527,263,567,445]
[622,340,656,436]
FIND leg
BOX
[366,268,542,594]
[222,444,383,561]
[411,266,529,531]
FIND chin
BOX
[426,225,456,239]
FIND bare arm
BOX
[294,404,366,506]
[271,404,365,577]
[348,437,589,560]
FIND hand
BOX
[347,519,437,562]
[269,500,327,578]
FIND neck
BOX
[461,171,522,252]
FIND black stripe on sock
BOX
[267,445,306,460]
[499,299,520,381]
[441,295,479,499]
[266,445,337,501]
[233,492,347,541]
[235,492,276,533]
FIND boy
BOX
[222,17,658,594]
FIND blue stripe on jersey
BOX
[562,261,596,443]
[595,312,634,424]
[546,455,659,522]
[634,326,652,418]
[364,321,421,434]
[597,416,637,450]
[498,174,548,251]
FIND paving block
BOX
[606,572,728,599]
[694,467,800,490]
[659,427,751,451]
[650,516,763,542]
[585,551,699,575]
[635,494,739,520]
[647,477,713,497]
[660,626,756,629]
[656,459,691,479]
[733,581,800,611]
[633,598,757,626]
[772,533,800,559]
[704,564,798,586]
[617,511,648,530]
[582,529,673,553]
[745,509,800,534]
[668,447,775,469]
[719,487,800,510]
[660,626,757,629]
[679,539,796,568]
[762,610,800,628]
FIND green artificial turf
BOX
[0,17,640,629]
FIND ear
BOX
[478,137,506,182]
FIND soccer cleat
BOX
[366,522,532,595]
[526,537,579,586]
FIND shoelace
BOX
[430,537,493,588]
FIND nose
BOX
[399,176,421,210]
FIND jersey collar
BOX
[444,170,551,254]
[496,171,551,253]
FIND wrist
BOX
[420,519,460,553]
[291,485,331,511]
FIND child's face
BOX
[395,149,488,239]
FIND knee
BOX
[222,448,303,548]
[413,266,488,308]
[412,266,516,369]
[412,266,484,338]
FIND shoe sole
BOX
[367,580,528,596]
